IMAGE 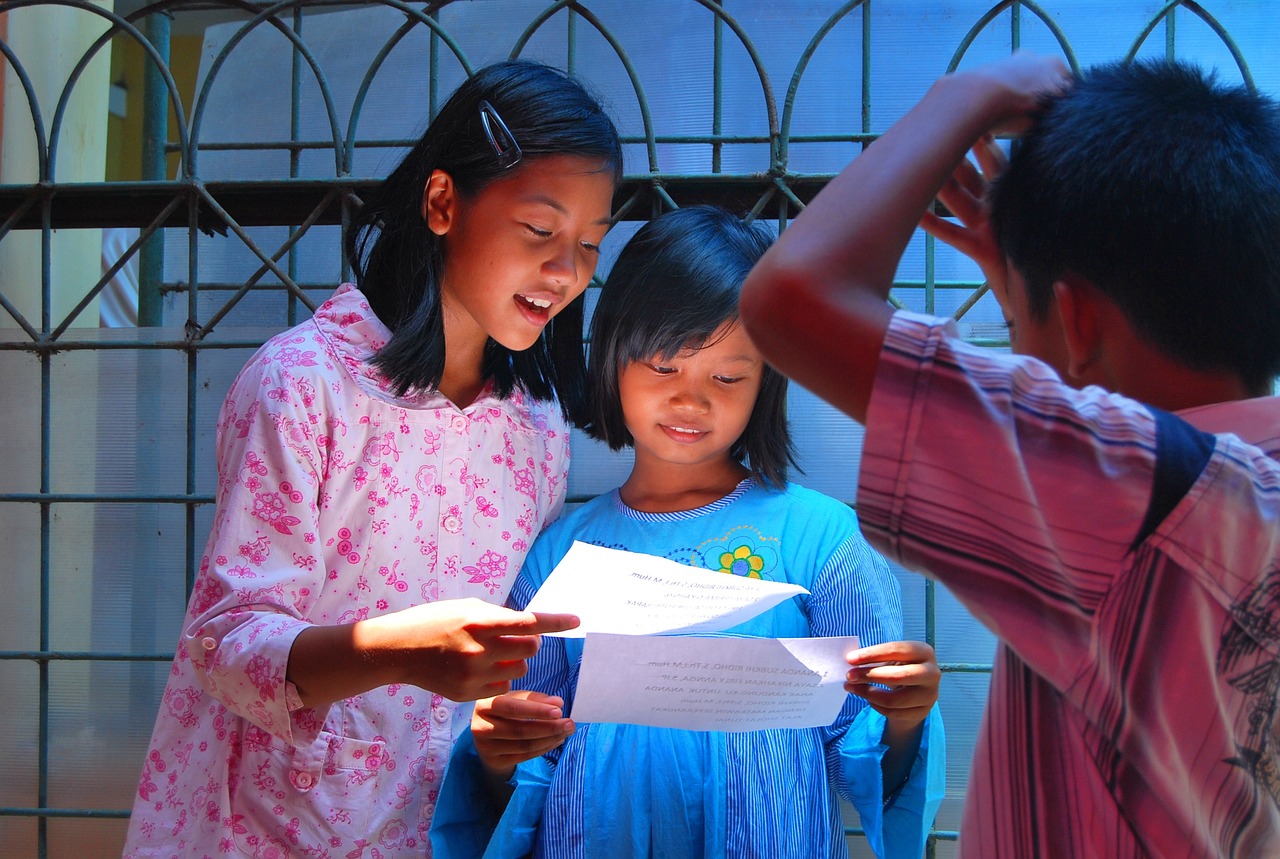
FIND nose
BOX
[542,238,579,290]
[669,378,710,413]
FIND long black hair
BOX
[585,206,797,489]
[345,60,622,420]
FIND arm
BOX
[845,640,940,800]
[190,347,577,740]
[807,531,944,858]
[466,557,578,785]
[739,53,1070,424]
[287,601,579,707]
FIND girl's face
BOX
[428,154,615,354]
[618,321,765,475]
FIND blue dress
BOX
[432,480,944,859]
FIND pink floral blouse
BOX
[124,284,570,858]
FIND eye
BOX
[525,224,552,239]
[580,241,601,254]
[645,362,676,375]
[714,375,744,384]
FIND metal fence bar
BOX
[0,3,1272,856]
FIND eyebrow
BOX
[520,193,613,226]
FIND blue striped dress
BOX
[433,478,944,859]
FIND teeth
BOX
[670,427,700,434]
[520,295,552,309]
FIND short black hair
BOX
[345,60,622,421]
[990,59,1280,394]
[584,206,797,489]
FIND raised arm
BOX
[739,53,1069,424]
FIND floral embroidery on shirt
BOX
[717,544,765,578]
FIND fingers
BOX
[972,134,1006,183]
[847,639,936,668]
[478,610,581,637]
[920,209,981,257]
[845,641,940,726]
[479,690,566,721]
[472,691,575,770]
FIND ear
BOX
[1052,277,1102,379]
[422,169,457,236]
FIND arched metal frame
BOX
[0,2,1262,856]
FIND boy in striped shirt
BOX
[741,53,1280,858]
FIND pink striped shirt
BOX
[859,311,1280,858]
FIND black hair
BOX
[990,59,1280,394]
[584,206,797,489]
[344,60,623,420]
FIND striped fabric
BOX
[859,311,1280,858]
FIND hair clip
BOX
[479,100,522,169]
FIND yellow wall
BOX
[106,33,203,181]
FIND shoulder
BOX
[223,319,333,407]
[752,481,860,530]
[521,493,620,578]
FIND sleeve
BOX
[808,531,945,858]
[430,729,555,859]
[431,532,573,858]
[181,342,328,745]
[858,311,1171,689]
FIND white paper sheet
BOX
[569,632,859,731]
[524,541,809,637]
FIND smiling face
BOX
[428,154,615,355]
[618,321,765,483]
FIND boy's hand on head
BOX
[921,135,1011,310]
[965,51,1073,135]
[355,598,580,703]
[471,690,575,775]
[845,640,940,732]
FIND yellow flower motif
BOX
[718,544,764,579]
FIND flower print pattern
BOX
[463,549,509,594]
[718,545,765,578]
[124,285,570,859]
[252,489,302,536]
[695,526,781,581]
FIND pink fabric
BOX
[859,311,1280,859]
[124,284,570,858]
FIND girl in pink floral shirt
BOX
[124,61,620,858]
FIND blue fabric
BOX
[431,480,944,858]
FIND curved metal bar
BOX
[189,0,345,177]
[509,1,659,172]
[342,0,474,174]
[509,1,777,175]
[0,36,49,180]
[1126,1,1254,90]
[947,1,1079,74]
[35,1,192,180]
[780,0,866,170]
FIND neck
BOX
[619,457,750,514]
[436,321,488,408]
[1098,335,1255,412]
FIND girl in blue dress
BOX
[432,206,945,859]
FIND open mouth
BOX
[661,424,707,441]
[516,294,553,314]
